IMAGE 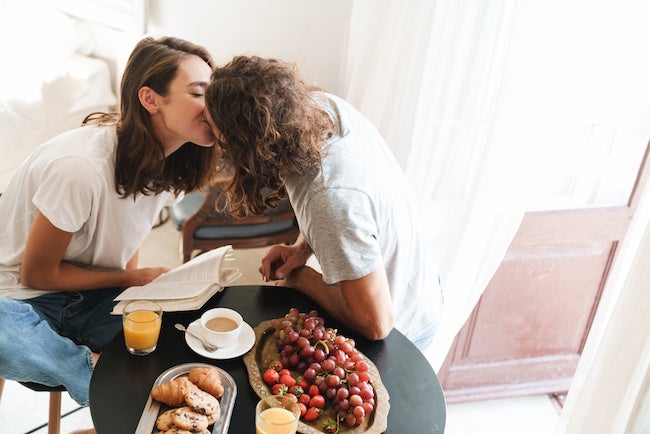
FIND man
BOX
[205,56,442,349]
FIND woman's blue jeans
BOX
[0,288,122,405]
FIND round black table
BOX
[90,285,446,433]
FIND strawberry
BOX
[271,383,288,395]
[303,406,320,422]
[297,402,307,417]
[279,373,296,388]
[268,359,283,371]
[262,368,279,385]
[284,392,298,402]
[323,417,339,433]
[298,393,311,405]
[309,394,325,409]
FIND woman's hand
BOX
[122,267,170,287]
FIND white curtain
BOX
[556,181,650,434]
[343,0,522,370]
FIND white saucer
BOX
[184,319,255,360]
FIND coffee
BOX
[205,317,238,332]
[199,308,243,347]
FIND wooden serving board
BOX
[243,320,389,434]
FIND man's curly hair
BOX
[205,56,332,218]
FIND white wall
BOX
[146,0,353,96]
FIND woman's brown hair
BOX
[86,36,218,197]
[205,56,331,218]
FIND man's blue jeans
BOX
[0,288,122,405]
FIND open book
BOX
[111,245,241,314]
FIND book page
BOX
[114,245,235,302]
[154,245,230,283]
[111,284,222,314]
[115,281,217,301]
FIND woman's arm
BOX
[20,212,167,291]
[126,250,139,270]
[283,265,395,340]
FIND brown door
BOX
[437,140,650,403]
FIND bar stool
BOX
[0,378,65,434]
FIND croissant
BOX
[188,367,224,398]
[150,376,194,406]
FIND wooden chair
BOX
[0,378,65,434]
[170,181,300,262]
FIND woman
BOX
[205,56,442,349]
[0,36,218,406]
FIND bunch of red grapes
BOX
[269,308,375,429]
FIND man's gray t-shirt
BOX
[285,92,442,343]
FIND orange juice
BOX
[123,310,161,350]
[255,407,298,434]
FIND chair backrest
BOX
[175,181,300,262]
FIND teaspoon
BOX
[174,323,218,352]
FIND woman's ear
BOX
[138,86,160,114]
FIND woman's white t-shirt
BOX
[0,125,176,300]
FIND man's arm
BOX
[284,265,395,340]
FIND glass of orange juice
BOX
[255,395,300,434]
[122,300,162,356]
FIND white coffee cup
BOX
[193,307,243,348]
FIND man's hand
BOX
[259,235,312,282]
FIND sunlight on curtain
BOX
[343,0,434,168]
[491,0,650,212]
[343,0,521,370]
[344,0,650,372]
[556,183,650,434]
[405,1,522,370]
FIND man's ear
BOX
[138,86,160,114]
